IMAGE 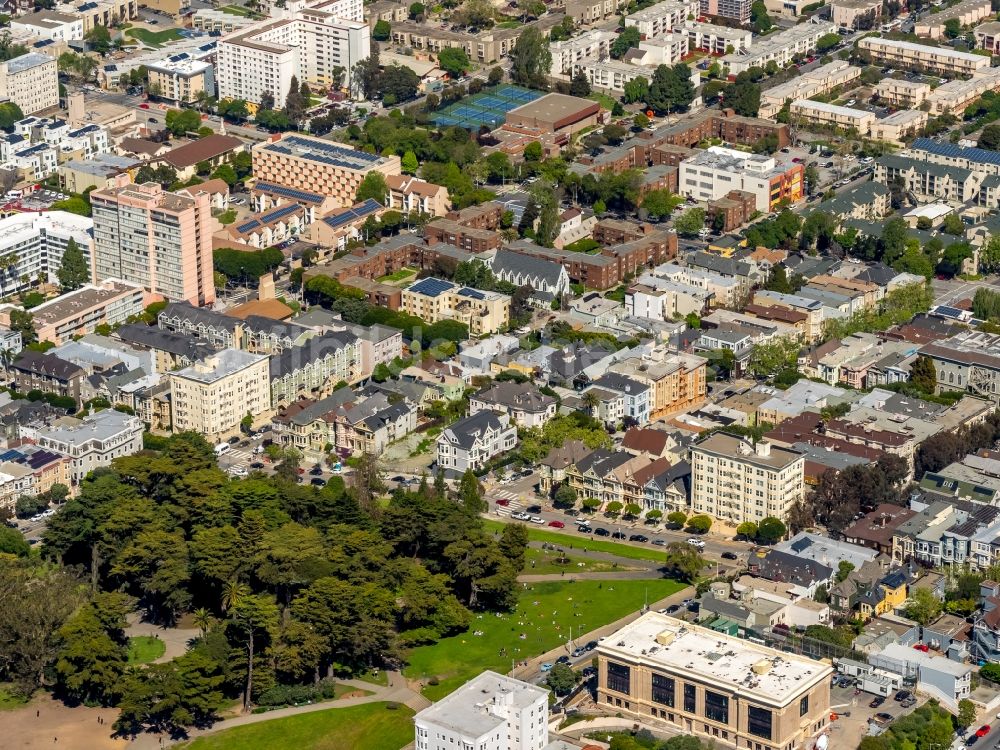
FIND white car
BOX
[686,537,706,549]
[529,515,545,524]
[511,511,531,521]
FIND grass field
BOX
[405,578,685,700]
[128,636,166,664]
[220,4,253,15]
[482,519,666,563]
[125,27,183,47]
[179,702,414,750]
[377,267,417,283]
[587,92,618,111]
[523,546,641,574]
[0,684,28,711]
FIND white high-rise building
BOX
[216,0,369,105]
[414,671,549,750]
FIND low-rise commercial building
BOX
[503,93,601,136]
[170,349,271,441]
[597,612,832,750]
[858,36,989,76]
[691,432,805,525]
[915,0,992,39]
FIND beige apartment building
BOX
[915,0,991,39]
[90,178,216,307]
[858,36,989,76]
[401,277,510,336]
[790,99,876,135]
[388,14,563,64]
[831,0,882,29]
[0,52,59,116]
[170,349,271,441]
[976,21,1000,53]
[760,61,861,119]
[925,67,1000,115]
[871,109,928,144]
[691,432,804,525]
[598,613,833,750]
[146,56,214,105]
[252,133,401,209]
[873,78,931,108]
[565,0,624,25]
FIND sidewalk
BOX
[128,671,429,749]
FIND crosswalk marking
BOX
[226,449,253,463]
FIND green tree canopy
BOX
[56,237,89,291]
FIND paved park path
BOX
[125,614,200,665]
[126,671,430,749]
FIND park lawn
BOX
[482,519,666,563]
[128,635,166,664]
[355,669,389,687]
[0,684,28,710]
[216,208,237,225]
[587,92,617,112]
[523,546,642,575]
[221,4,253,15]
[405,578,685,700]
[125,27,183,47]
[179,702,414,750]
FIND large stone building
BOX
[90,180,215,306]
[170,349,271,441]
[0,52,58,116]
[597,612,832,750]
[401,277,510,336]
[691,432,804,525]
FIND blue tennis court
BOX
[431,84,544,131]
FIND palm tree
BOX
[221,579,249,614]
[582,390,600,416]
[193,607,213,636]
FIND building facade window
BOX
[800,696,809,716]
[705,691,729,724]
[652,674,675,707]
[607,662,631,694]
[684,683,696,714]
[748,706,773,740]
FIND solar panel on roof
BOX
[912,137,1000,166]
[255,181,324,203]
[409,278,454,297]
[0,449,21,462]
[458,288,485,300]
[935,305,964,318]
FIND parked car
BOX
[555,655,570,665]
[977,726,991,738]
[611,531,627,540]
[529,516,545,524]
[309,465,323,475]
[310,478,325,486]
[629,534,648,543]
[873,713,893,725]
[511,511,531,521]
[496,498,510,507]
[686,538,706,549]
[894,690,911,702]
[869,696,885,708]
[571,647,587,657]
[584,640,598,651]
[722,551,738,560]
[526,505,542,514]
[594,528,610,536]
[540,663,553,672]
[250,462,264,469]
[548,520,565,528]
[563,508,579,517]
[652,539,667,546]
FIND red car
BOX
[913,643,929,652]
[496,498,510,507]
[977,726,991,738]
[548,520,565,529]
[139,103,150,109]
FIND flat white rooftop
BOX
[414,670,547,737]
[598,612,833,706]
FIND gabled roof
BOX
[12,350,84,381]
[622,427,669,457]
[489,249,565,287]
[444,411,508,449]
[473,381,555,414]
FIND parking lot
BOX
[827,679,925,748]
